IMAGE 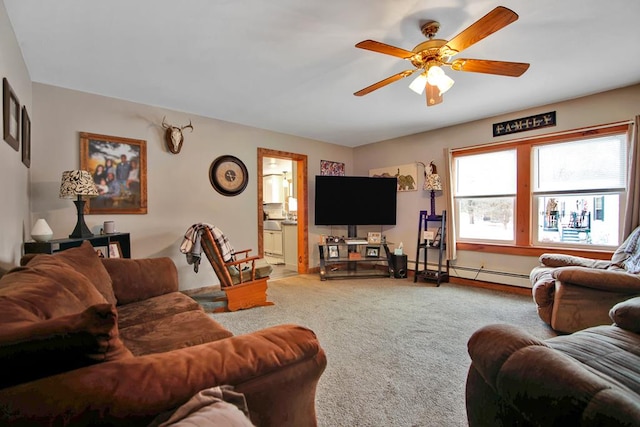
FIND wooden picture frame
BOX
[328,245,340,259]
[367,232,381,244]
[80,132,147,214]
[21,106,30,167]
[366,246,379,258]
[3,78,20,151]
[108,242,122,259]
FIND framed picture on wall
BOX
[21,106,30,168]
[80,132,147,214]
[3,78,20,151]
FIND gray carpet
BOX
[209,274,557,427]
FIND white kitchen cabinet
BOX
[264,230,283,256]
[283,223,298,270]
[263,174,285,203]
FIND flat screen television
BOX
[314,175,397,227]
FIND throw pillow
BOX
[0,303,133,388]
[609,296,640,333]
[1,256,109,322]
[51,241,117,305]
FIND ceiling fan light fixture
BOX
[408,72,428,95]
[427,65,454,95]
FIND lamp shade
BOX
[59,170,99,199]
[424,174,443,191]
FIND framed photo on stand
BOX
[328,245,339,259]
[367,232,382,244]
[366,246,380,258]
[108,242,122,258]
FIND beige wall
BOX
[3,2,639,290]
[31,83,352,290]
[355,84,640,286]
[0,0,31,271]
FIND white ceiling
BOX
[5,0,640,147]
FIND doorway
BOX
[257,148,308,275]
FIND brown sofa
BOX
[0,242,326,426]
[466,296,640,426]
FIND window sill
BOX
[456,242,613,260]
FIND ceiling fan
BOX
[354,6,530,106]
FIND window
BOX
[452,125,628,249]
[455,150,516,243]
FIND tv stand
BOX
[318,238,393,280]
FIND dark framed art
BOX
[3,78,20,151]
[21,106,30,167]
[366,246,380,258]
[80,132,147,214]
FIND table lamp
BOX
[59,170,99,238]
[424,161,443,219]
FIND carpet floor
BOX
[208,274,557,427]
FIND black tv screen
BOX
[314,175,397,226]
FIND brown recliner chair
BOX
[530,226,640,333]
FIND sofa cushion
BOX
[0,303,133,388]
[120,310,233,356]
[49,241,117,305]
[0,256,108,324]
[117,292,202,329]
[610,296,640,333]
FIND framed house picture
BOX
[367,232,382,244]
[3,78,20,151]
[328,245,340,259]
[80,132,147,214]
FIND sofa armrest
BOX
[553,267,640,293]
[101,257,179,304]
[539,253,610,269]
[467,324,640,425]
[0,324,326,427]
[467,324,548,389]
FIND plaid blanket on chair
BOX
[180,223,235,273]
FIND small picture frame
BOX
[328,245,339,259]
[108,242,122,258]
[94,245,108,259]
[367,232,381,244]
[366,246,380,258]
[3,78,20,151]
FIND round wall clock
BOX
[209,155,249,196]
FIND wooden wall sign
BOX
[493,111,556,137]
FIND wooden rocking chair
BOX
[200,227,274,312]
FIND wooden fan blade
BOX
[354,70,418,96]
[426,83,443,106]
[450,58,530,77]
[444,6,518,55]
[355,40,415,59]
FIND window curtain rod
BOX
[450,119,634,154]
